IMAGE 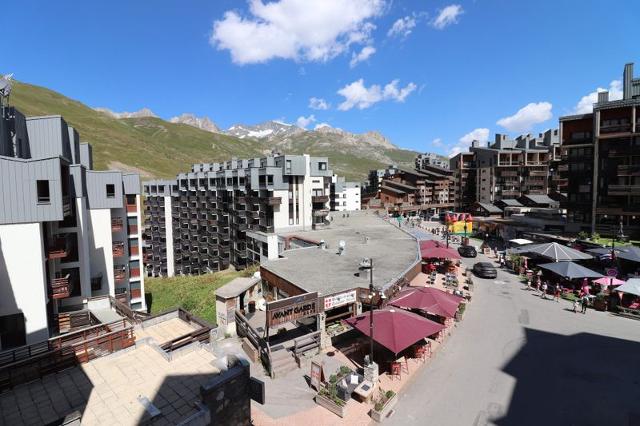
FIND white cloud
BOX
[349,46,376,68]
[388,16,416,38]
[431,4,463,30]
[431,138,443,147]
[337,78,417,110]
[448,128,489,157]
[496,102,553,132]
[296,114,316,128]
[573,80,623,114]
[309,97,330,110]
[210,0,385,65]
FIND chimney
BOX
[624,63,634,100]
[597,91,609,104]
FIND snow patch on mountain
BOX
[94,107,157,119]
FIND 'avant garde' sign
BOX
[266,292,320,327]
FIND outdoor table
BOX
[353,380,375,403]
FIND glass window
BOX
[37,180,50,203]
[106,184,115,198]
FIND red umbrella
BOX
[592,277,625,286]
[421,246,461,260]
[345,308,444,354]
[388,287,464,318]
[420,240,442,250]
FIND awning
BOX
[512,242,592,262]
[421,246,461,260]
[614,279,640,297]
[388,287,464,318]
[509,238,534,246]
[539,262,602,279]
[345,308,445,354]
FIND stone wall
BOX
[200,356,252,426]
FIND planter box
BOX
[370,394,398,422]
[315,393,347,418]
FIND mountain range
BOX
[9,80,421,181]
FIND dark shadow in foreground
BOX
[493,328,640,426]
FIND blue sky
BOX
[3,0,640,155]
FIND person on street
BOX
[581,295,589,314]
[534,277,541,294]
[540,281,548,299]
[573,299,579,313]
[554,284,561,302]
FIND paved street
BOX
[389,231,640,426]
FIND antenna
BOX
[0,74,13,107]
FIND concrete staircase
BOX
[270,348,298,378]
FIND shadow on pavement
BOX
[493,328,640,426]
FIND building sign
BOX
[266,292,320,327]
[606,268,618,277]
[309,361,324,391]
[324,290,357,310]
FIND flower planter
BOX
[315,393,347,418]
[370,393,398,422]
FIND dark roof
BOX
[476,202,503,213]
[380,185,406,195]
[498,199,523,207]
[522,194,556,205]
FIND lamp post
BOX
[611,219,626,261]
[359,258,385,366]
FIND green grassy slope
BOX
[10,80,419,181]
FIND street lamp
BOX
[611,219,626,261]
[359,258,385,365]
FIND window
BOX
[106,184,115,198]
[0,313,26,350]
[286,160,292,173]
[37,180,50,204]
[319,162,327,171]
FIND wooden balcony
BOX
[312,209,330,217]
[618,164,640,176]
[312,195,330,203]
[112,242,125,258]
[608,184,640,196]
[47,237,69,260]
[129,268,140,279]
[115,291,129,305]
[126,203,137,213]
[128,224,138,235]
[114,267,127,283]
[51,274,71,299]
[111,217,124,232]
[129,245,139,256]
[266,196,281,206]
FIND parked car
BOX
[458,245,477,258]
[472,262,497,278]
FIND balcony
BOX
[129,245,139,257]
[114,266,127,283]
[557,164,569,172]
[128,223,138,235]
[266,197,281,206]
[62,195,72,217]
[528,170,548,177]
[130,267,140,279]
[312,195,330,203]
[126,203,137,214]
[112,241,125,258]
[259,224,274,233]
[600,123,632,134]
[51,274,71,299]
[618,164,640,176]
[313,209,330,217]
[47,237,69,260]
[607,184,640,196]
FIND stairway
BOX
[270,348,298,378]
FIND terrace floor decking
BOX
[135,317,198,346]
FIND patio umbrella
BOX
[616,246,640,263]
[614,278,640,297]
[345,308,445,354]
[538,262,602,279]
[388,287,464,318]
[592,277,625,287]
[420,240,442,250]
[421,246,461,260]
[513,242,592,262]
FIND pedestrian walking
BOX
[540,282,548,299]
[554,284,561,302]
[534,278,540,294]
[573,299,579,313]
[581,295,589,314]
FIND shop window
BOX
[37,180,50,204]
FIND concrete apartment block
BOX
[0,104,146,349]
[143,154,338,277]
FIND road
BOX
[389,230,640,426]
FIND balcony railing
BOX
[312,209,330,217]
[618,164,640,176]
[62,195,72,217]
[312,195,330,203]
[128,224,138,235]
[607,184,640,196]
[112,242,125,257]
[129,245,139,256]
[126,203,137,213]
[266,197,281,206]
[47,237,69,260]
[129,268,140,279]
[51,274,71,299]
[114,267,126,283]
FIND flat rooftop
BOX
[262,211,419,296]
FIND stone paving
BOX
[135,317,197,345]
[0,318,217,426]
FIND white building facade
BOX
[330,175,361,211]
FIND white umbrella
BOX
[512,242,592,262]
[614,278,640,297]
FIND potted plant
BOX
[370,389,398,422]
[593,292,608,311]
[455,303,466,321]
[314,367,355,417]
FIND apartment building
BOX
[365,165,399,194]
[143,154,333,277]
[559,62,640,238]
[330,175,361,211]
[415,152,449,170]
[375,166,454,216]
[0,102,145,348]
[450,129,559,209]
